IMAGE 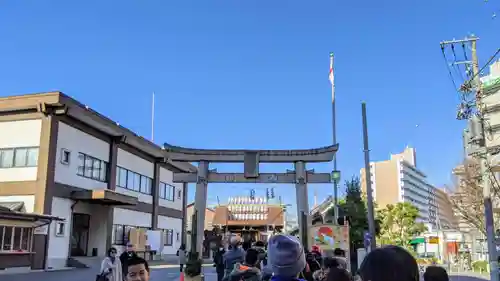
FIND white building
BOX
[361,147,438,229]
[0,92,195,270]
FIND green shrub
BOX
[472,260,488,273]
[185,252,202,277]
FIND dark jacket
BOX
[254,247,267,267]
[306,252,322,274]
[119,251,138,274]
[223,247,245,277]
[214,249,226,272]
[229,263,261,281]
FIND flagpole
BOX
[151,91,155,142]
[330,52,339,222]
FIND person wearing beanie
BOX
[223,236,245,280]
[267,234,307,281]
[228,248,262,281]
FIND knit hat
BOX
[230,235,241,246]
[268,235,306,277]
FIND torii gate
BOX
[163,143,338,256]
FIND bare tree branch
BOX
[450,158,500,236]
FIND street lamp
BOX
[331,170,341,222]
[331,170,341,183]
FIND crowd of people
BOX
[212,234,452,281]
[96,234,453,281]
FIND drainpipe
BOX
[66,200,78,266]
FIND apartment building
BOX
[434,187,458,229]
[0,92,195,270]
[360,146,438,229]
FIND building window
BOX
[112,224,126,245]
[77,153,108,182]
[159,182,175,201]
[112,224,150,246]
[55,222,66,236]
[0,226,32,252]
[176,232,180,242]
[60,149,71,165]
[116,167,152,195]
[163,229,173,246]
[0,147,39,168]
[177,189,182,200]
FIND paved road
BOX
[450,276,489,281]
[1,266,218,281]
[0,267,490,281]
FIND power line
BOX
[462,43,472,78]
[441,45,460,91]
[451,44,466,81]
[464,48,500,90]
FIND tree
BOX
[340,177,370,248]
[449,158,500,236]
[377,202,427,249]
[327,176,380,248]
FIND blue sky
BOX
[0,1,498,213]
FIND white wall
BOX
[158,215,182,255]
[113,207,152,228]
[158,167,183,211]
[116,149,154,178]
[115,149,154,203]
[54,122,109,190]
[0,195,34,212]
[0,120,41,182]
[47,197,72,270]
[0,120,42,148]
[47,198,112,269]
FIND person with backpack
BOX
[228,248,262,281]
[223,236,245,280]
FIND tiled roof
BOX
[0,202,25,212]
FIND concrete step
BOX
[69,257,102,269]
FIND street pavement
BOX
[450,273,489,281]
[0,265,218,281]
[0,266,490,281]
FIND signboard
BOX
[34,224,49,235]
[310,223,350,271]
[428,236,439,244]
[146,230,162,252]
[310,224,349,250]
[173,172,332,184]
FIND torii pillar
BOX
[295,161,310,246]
[193,161,209,256]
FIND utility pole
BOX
[329,52,341,222]
[361,102,377,250]
[441,36,498,281]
